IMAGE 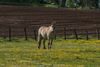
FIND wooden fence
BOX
[0,5,100,41]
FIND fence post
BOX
[64,26,66,40]
[8,26,12,41]
[33,28,37,41]
[54,31,56,40]
[24,27,28,40]
[85,29,89,40]
[96,29,99,40]
[74,29,78,40]
[53,27,56,40]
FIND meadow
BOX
[0,38,100,67]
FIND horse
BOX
[37,21,56,49]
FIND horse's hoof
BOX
[48,47,50,49]
[38,47,40,49]
[48,47,51,49]
[43,47,46,49]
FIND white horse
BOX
[37,21,56,49]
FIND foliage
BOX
[0,0,99,9]
[0,38,100,67]
[67,0,76,8]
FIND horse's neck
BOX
[48,25,53,32]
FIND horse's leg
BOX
[47,35,51,49]
[43,38,46,49]
[50,38,53,49]
[48,38,50,49]
[38,37,42,49]
[49,33,54,49]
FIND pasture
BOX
[0,38,100,67]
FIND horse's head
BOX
[51,21,56,27]
[49,21,56,32]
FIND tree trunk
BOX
[59,0,62,7]
[99,0,100,8]
[95,0,99,8]
[61,0,66,7]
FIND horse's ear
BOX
[51,24,54,27]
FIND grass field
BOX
[0,38,100,67]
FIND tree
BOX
[53,0,66,7]
[95,0,99,8]
[99,0,100,8]
[67,0,75,8]
[89,0,99,9]
[61,0,66,7]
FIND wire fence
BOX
[0,25,100,41]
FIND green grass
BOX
[0,38,100,67]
